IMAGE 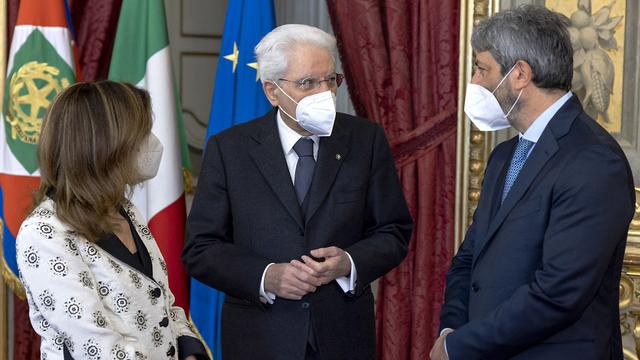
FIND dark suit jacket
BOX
[439,96,635,360]
[183,109,412,359]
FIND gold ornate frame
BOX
[456,1,640,358]
[455,0,499,249]
[621,191,640,359]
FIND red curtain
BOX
[326,1,459,358]
[7,0,19,52]
[12,294,39,359]
[69,0,123,81]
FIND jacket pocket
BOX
[224,295,255,309]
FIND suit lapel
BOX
[487,140,515,227]
[248,111,305,230]
[473,96,582,264]
[467,140,514,263]
[474,134,558,259]
[305,118,350,223]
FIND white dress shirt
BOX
[259,111,358,304]
[519,91,572,156]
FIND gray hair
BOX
[255,24,337,82]
[472,4,573,91]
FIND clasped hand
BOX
[264,246,351,300]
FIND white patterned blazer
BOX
[16,199,205,360]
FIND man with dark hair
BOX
[431,5,635,359]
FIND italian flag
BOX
[0,0,76,293]
[109,0,190,310]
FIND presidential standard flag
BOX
[189,0,275,358]
[1,0,77,296]
[109,0,191,310]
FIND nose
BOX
[471,70,482,85]
[318,81,333,92]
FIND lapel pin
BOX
[335,154,342,160]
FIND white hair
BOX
[254,24,337,83]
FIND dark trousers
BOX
[306,344,320,360]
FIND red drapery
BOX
[12,294,39,359]
[69,0,123,81]
[326,1,460,358]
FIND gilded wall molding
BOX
[620,259,640,359]
[455,0,500,249]
[620,189,640,351]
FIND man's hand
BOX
[429,329,453,360]
[292,246,351,285]
[264,263,322,300]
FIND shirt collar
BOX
[520,91,573,143]
[277,110,319,154]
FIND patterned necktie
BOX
[293,138,316,204]
[501,138,534,203]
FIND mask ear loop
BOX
[271,80,299,121]
[492,63,518,94]
[491,63,523,118]
[504,89,523,118]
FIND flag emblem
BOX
[4,29,74,174]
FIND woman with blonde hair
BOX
[16,81,207,359]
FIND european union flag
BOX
[206,0,275,136]
[189,1,274,359]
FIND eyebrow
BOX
[474,61,488,69]
[292,72,337,79]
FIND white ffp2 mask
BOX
[463,64,522,131]
[274,82,336,137]
[137,132,163,181]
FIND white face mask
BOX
[463,64,523,131]
[273,81,337,137]
[137,132,163,181]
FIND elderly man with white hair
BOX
[183,24,412,359]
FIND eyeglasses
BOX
[278,73,344,91]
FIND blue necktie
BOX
[293,138,315,204]
[502,138,534,203]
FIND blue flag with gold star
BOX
[206,0,274,136]
[190,1,274,359]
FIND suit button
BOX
[159,317,169,327]
[152,287,162,298]
[166,345,175,356]
[471,282,479,292]
[301,302,310,309]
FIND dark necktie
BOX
[293,138,316,204]
[502,137,535,203]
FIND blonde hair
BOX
[34,81,152,241]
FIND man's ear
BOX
[263,81,279,106]
[512,60,533,90]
